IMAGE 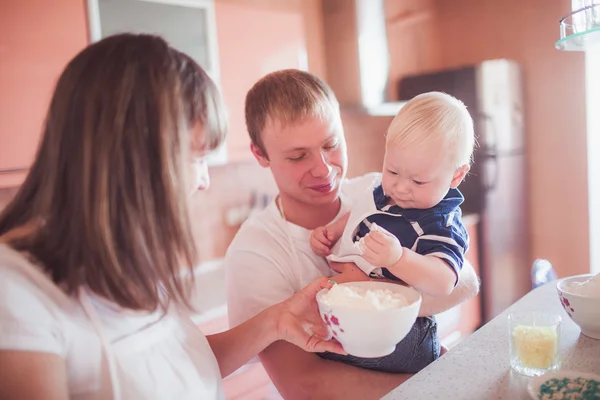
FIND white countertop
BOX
[383,282,600,400]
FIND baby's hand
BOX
[310,226,334,256]
[362,227,403,268]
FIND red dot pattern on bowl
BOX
[324,312,345,337]
[559,292,575,318]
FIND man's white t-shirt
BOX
[0,244,224,399]
[225,172,477,330]
[226,173,380,328]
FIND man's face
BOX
[253,115,348,212]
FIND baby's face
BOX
[381,140,465,209]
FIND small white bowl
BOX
[527,370,600,399]
[316,281,421,358]
[556,274,600,339]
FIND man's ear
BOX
[450,164,470,189]
[250,142,270,168]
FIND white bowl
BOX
[527,370,600,399]
[556,274,600,339]
[316,281,422,358]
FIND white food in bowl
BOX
[556,274,600,340]
[564,273,600,298]
[316,281,421,358]
[319,284,409,311]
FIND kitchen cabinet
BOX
[91,0,308,163]
[88,0,227,164]
[89,0,220,78]
[214,2,307,162]
[1,0,309,185]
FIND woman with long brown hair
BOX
[0,33,342,399]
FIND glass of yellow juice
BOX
[508,312,561,377]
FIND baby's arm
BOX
[361,214,468,297]
[360,229,457,296]
[310,212,350,256]
[385,214,469,297]
[386,250,457,296]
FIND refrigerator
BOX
[397,59,531,322]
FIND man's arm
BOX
[386,249,456,296]
[260,342,409,400]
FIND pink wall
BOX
[191,0,330,260]
[216,0,327,80]
[433,0,589,278]
[0,0,328,263]
[0,0,88,187]
[384,0,442,100]
[2,0,590,275]
[215,0,328,163]
[191,0,388,261]
[190,163,277,260]
[383,0,589,277]
[342,112,390,178]
[215,2,307,162]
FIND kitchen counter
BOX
[383,281,600,400]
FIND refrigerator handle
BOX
[477,112,499,192]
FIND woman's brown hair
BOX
[0,33,227,311]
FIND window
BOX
[87,0,227,164]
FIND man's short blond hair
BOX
[245,69,340,157]
[386,91,475,167]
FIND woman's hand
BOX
[207,277,345,378]
[274,278,346,355]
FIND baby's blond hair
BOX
[386,92,475,167]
